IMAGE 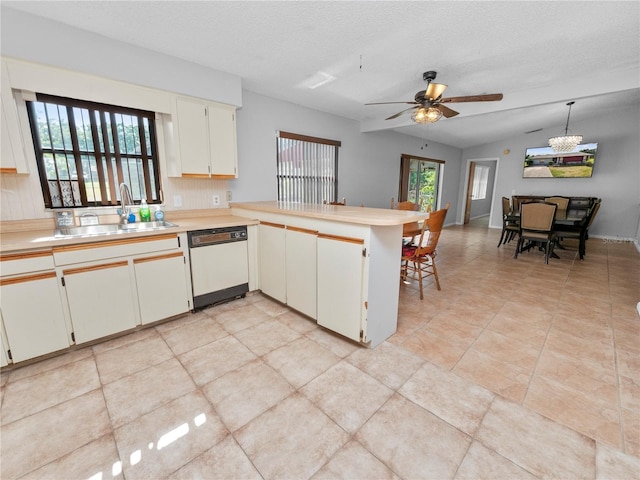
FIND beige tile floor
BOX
[1,220,639,479]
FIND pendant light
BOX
[548,101,582,153]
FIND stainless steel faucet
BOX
[119,182,134,224]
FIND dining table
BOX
[507,208,590,259]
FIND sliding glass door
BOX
[399,154,443,213]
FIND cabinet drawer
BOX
[53,234,179,266]
[1,250,55,276]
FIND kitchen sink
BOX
[54,221,179,238]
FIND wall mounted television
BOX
[522,143,598,178]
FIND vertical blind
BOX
[276,131,340,204]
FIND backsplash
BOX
[0,172,229,222]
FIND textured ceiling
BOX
[3,1,639,148]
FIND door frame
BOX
[462,157,500,227]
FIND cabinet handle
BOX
[317,233,364,245]
[286,226,318,235]
[0,250,53,262]
[133,251,184,264]
[63,261,128,276]
[0,271,56,286]
[261,221,285,229]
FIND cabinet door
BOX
[134,252,190,324]
[1,272,69,362]
[317,234,365,342]
[175,98,210,176]
[63,261,137,344]
[208,105,237,177]
[285,227,317,319]
[1,62,28,174]
[258,222,286,303]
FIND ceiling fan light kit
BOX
[365,71,504,125]
[548,101,583,153]
[412,106,442,124]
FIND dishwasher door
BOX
[189,241,249,308]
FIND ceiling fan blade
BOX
[365,101,418,106]
[385,106,417,120]
[435,104,459,118]
[439,93,503,103]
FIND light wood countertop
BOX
[230,201,428,226]
[0,209,257,254]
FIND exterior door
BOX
[398,154,442,213]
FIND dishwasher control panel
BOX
[188,226,247,248]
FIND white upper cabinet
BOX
[174,97,238,178]
[1,61,29,174]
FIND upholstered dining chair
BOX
[400,203,449,299]
[554,199,601,260]
[497,196,519,247]
[544,196,570,210]
[514,201,557,264]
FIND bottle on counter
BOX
[154,205,164,222]
[139,199,151,222]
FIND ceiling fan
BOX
[365,71,503,123]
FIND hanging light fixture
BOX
[548,101,582,153]
[412,106,442,124]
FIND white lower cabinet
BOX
[258,222,287,303]
[317,233,365,342]
[63,261,138,344]
[285,227,317,319]
[55,234,189,346]
[134,251,190,325]
[1,272,70,362]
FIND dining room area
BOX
[498,195,601,264]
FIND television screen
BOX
[522,143,598,178]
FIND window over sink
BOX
[26,94,161,208]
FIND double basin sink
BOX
[54,221,179,238]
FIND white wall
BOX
[462,104,640,239]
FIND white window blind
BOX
[276,131,340,204]
[472,165,490,200]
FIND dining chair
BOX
[544,196,570,210]
[391,198,422,211]
[400,203,449,299]
[323,197,346,205]
[554,199,601,260]
[514,201,557,264]
[497,196,519,247]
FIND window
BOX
[26,94,161,208]
[471,165,490,200]
[398,154,444,212]
[276,131,340,204]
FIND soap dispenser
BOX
[139,199,151,222]
[154,205,164,222]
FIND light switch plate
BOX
[173,195,182,207]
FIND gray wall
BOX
[232,90,462,211]
[462,104,640,239]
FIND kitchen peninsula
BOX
[230,201,427,347]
